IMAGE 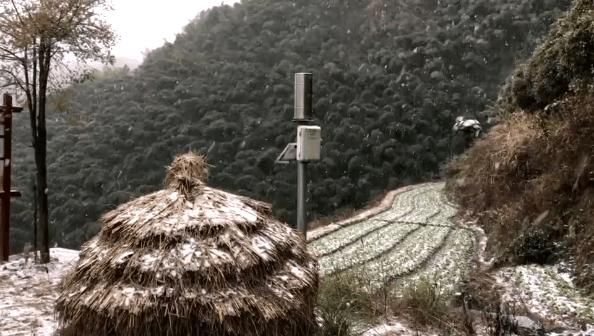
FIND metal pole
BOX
[294,73,313,238]
[297,161,306,236]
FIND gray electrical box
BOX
[296,126,321,162]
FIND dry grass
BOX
[316,272,461,335]
[454,272,503,312]
[316,272,379,336]
[164,151,208,196]
[445,111,548,243]
[316,267,535,336]
[55,151,319,336]
[446,0,594,293]
[397,277,450,327]
[447,90,594,290]
[480,304,520,336]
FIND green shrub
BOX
[510,227,559,264]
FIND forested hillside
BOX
[447,0,594,292]
[9,0,569,250]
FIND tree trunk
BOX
[36,42,50,264]
[36,149,48,263]
[32,175,37,260]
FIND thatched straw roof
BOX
[55,152,319,336]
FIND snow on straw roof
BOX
[55,151,319,336]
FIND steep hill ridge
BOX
[447,0,594,293]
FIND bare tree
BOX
[0,0,115,263]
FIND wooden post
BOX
[0,94,22,262]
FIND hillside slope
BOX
[9,0,570,250]
[446,0,594,293]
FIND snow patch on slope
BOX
[495,263,594,334]
[362,321,439,336]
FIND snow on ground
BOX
[0,248,79,336]
[361,321,439,336]
[458,203,593,335]
[495,263,594,335]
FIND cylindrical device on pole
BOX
[297,162,306,236]
[294,73,313,122]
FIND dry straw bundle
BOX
[56,151,319,336]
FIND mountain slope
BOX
[446,0,594,293]
[10,0,570,250]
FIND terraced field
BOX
[308,182,476,294]
[308,183,594,335]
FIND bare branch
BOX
[0,67,24,85]
[9,0,26,27]
[0,44,24,60]
[0,80,18,88]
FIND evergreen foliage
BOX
[9,0,569,250]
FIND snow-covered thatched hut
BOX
[55,152,319,336]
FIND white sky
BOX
[107,0,238,62]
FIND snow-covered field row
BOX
[496,264,594,330]
[394,186,442,224]
[313,182,468,291]
[317,223,420,275]
[390,228,475,296]
[308,184,435,256]
[314,187,455,276]
[310,184,449,263]
[349,226,452,290]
